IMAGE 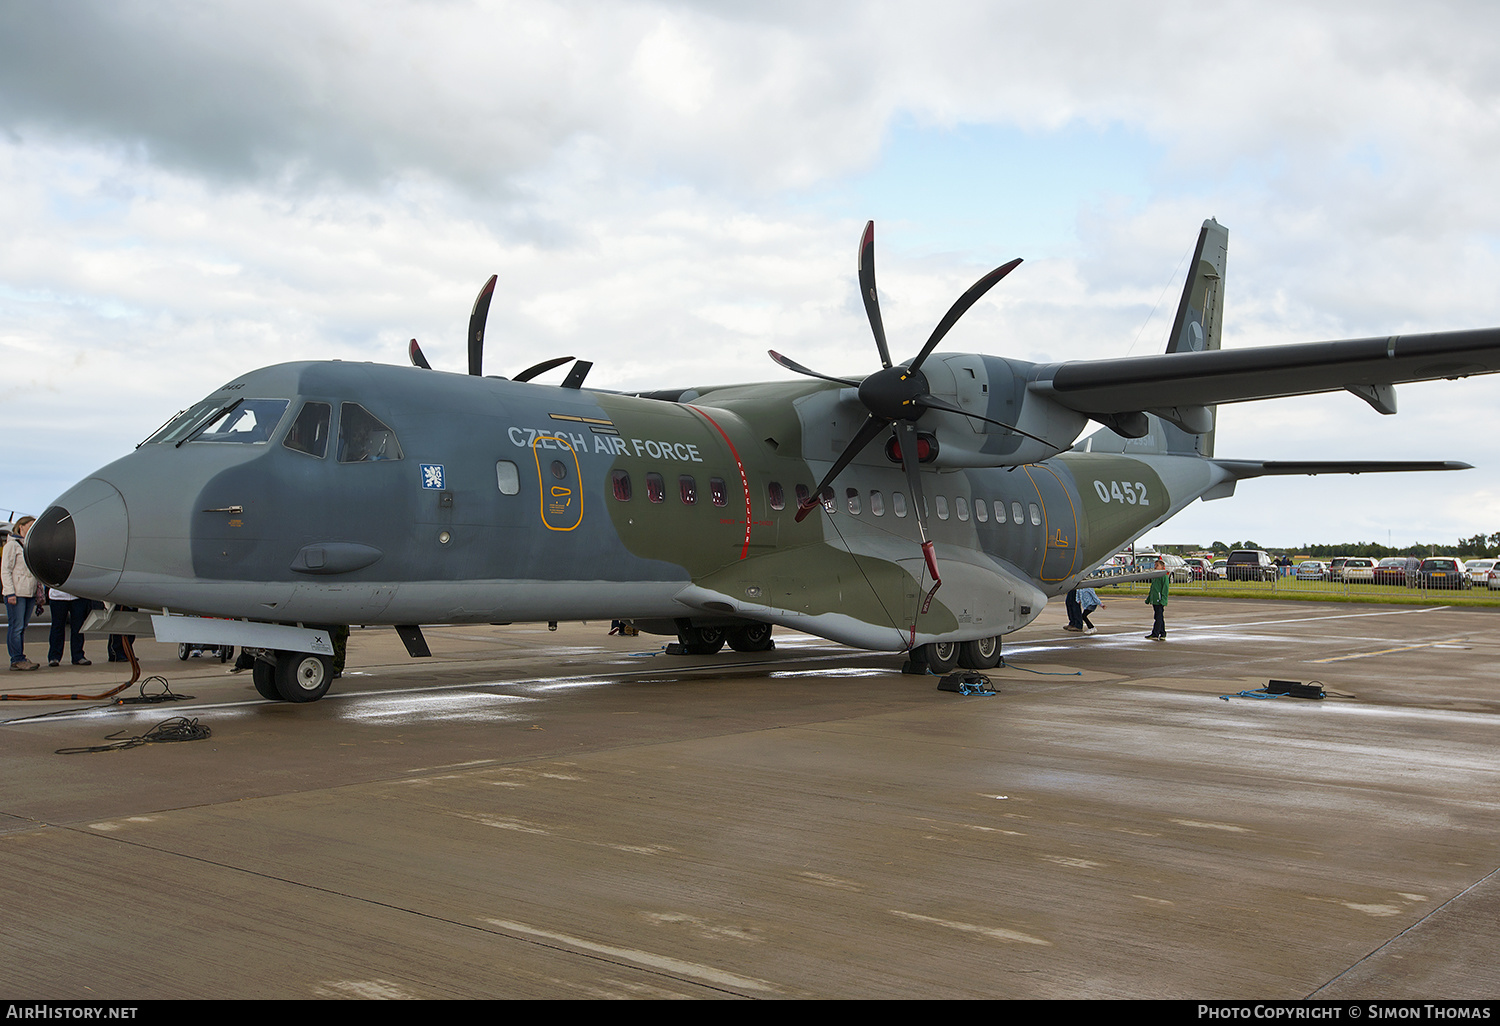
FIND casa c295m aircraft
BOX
[23,219,1500,703]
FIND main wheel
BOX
[251,658,281,701]
[679,626,726,655]
[958,636,1001,669]
[178,643,190,661]
[274,650,334,703]
[922,641,960,674]
[727,622,774,652]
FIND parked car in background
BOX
[1210,559,1228,579]
[1183,557,1211,580]
[1463,558,1497,588]
[1374,556,1422,586]
[1134,552,1191,583]
[1327,556,1353,581]
[1417,557,1467,589]
[1340,557,1376,583]
[1226,549,1277,582]
[1295,560,1328,580]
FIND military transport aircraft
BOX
[23,219,1500,703]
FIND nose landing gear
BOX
[251,650,335,702]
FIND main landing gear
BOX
[252,650,336,703]
[675,622,777,655]
[903,636,1002,675]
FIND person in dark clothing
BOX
[1146,558,1170,640]
[1063,588,1084,632]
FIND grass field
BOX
[1099,576,1500,606]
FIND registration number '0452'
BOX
[1093,480,1150,505]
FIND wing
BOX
[1029,328,1500,415]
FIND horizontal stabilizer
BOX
[1215,460,1472,478]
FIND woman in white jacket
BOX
[3,516,42,670]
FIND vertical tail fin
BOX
[1071,218,1230,458]
[1160,218,1228,455]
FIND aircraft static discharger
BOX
[24,219,1500,702]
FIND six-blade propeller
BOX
[771,221,1033,604]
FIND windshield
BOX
[143,396,290,446]
[191,399,290,444]
[143,397,231,445]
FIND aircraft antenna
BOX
[1124,239,1193,357]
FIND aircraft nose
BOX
[25,478,128,598]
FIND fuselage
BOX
[29,359,1217,651]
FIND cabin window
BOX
[1029,502,1041,525]
[611,470,632,501]
[710,477,728,507]
[869,490,885,516]
[795,484,811,510]
[821,487,836,513]
[283,402,330,458]
[892,491,908,518]
[955,496,969,522]
[646,472,665,503]
[496,461,520,495]
[994,500,1006,523]
[194,399,290,445]
[935,495,949,520]
[846,488,861,514]
[974,498,987,523]
[680,475,697,505]
[768,481,785,510]
[337,403,403,462]
[1011,500,1024,524]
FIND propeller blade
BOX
[793,415,890,522]
[909,258,1022,372]
[858,221,893,369]
[911,393,1055,447]
[768,350,860,387]
[893,420,942,608]
[513,356,575,382]
[408,338,432,370]
[468,274,498,377]
[893,421,931,545]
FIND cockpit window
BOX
[143,396,230,445]
[190,399,290,444]
[283,401,331,458]
[337,403,403,463]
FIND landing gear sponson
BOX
[641,616,999,674]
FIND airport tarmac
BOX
[2,597,1498,1000]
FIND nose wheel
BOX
[252,650,336,702]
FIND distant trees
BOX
[1162,533,1498,558]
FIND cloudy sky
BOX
[3,0,1499,550]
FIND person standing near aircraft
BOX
[3,515,42,670]
[1063,588,1085,632]
[1146,558,1169,641]
[46,586,91,666]
[1078,588,1103,634]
